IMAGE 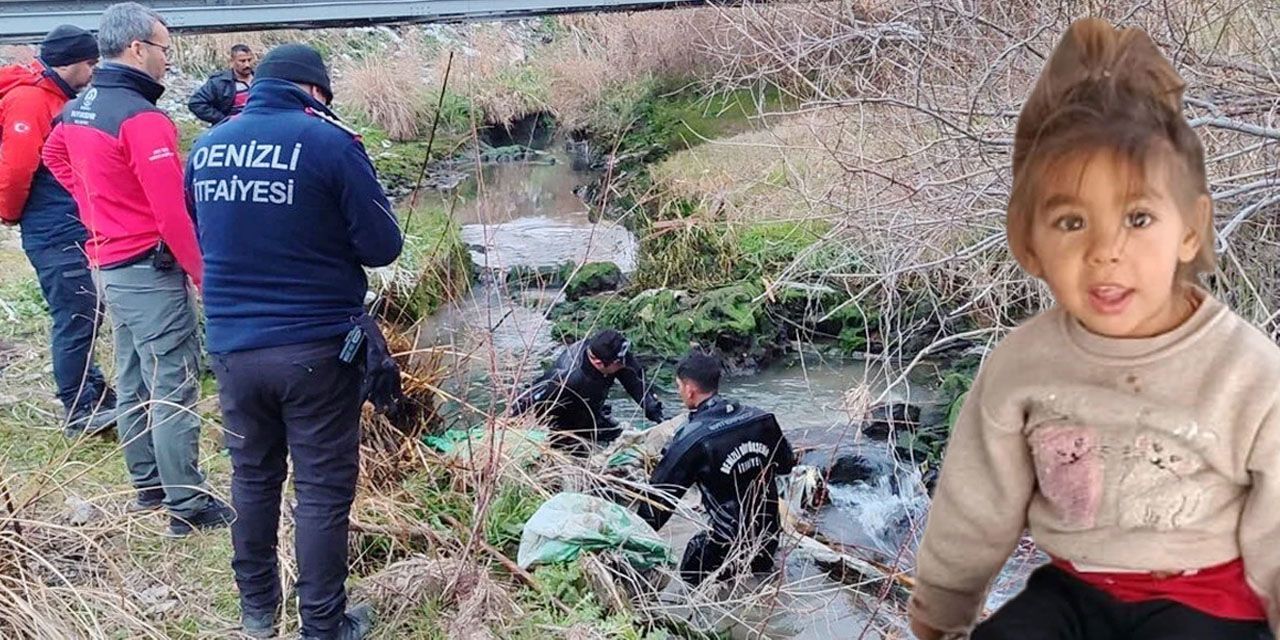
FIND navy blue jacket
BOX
[187,78,403,353]
[20,140,85,252]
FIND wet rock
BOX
[860,402,922,441]
[565,139,592,171]
[825,455,880,486]
[563,262,623,300]
[506,262,623,299]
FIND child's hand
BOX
[909,617,945,640]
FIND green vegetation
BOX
[585,81,789,165]
[551,213,872,366]
[513,560,670,639]
[355,121,469,193]
[507,261,624,300]
[635,218,833,290]
[375,204,474,324]
[552,284,767,362]
[895,354,980,468]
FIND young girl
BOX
[909,18,1279,640]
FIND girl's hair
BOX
[1007,18,1215,279]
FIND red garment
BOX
[0,60,68,223]
[42,63,202,286]
[232,81,249,110]
[1052,557,1268,621]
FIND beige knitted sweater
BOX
[909,294,1280,635]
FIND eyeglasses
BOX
[141,39,172,58]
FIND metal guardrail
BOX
[0,0,723,44]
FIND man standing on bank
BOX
[638,351,795,586]
[510,329,665,454]
[0,25,119,437]
[188,43,254,125]
[188,44,402,640]
[43,3,230,536]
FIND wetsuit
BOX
[510,341,662,453]
[639,395,796,585]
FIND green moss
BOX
[505,261,623,301]
[175,118,207,156]
[585,83,792,173]
[938,354,980,431]
[552,282,776,363]
[355,120,466,193]
[563,262,623,300]
[732,220,831,280]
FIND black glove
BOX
[352,315,404,416]
[643,396,664,423]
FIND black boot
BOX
[301,603,373,640]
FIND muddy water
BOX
[415,155,1030,637]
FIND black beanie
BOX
[589,330,630,364]
[255,44,332,102]
[40,25,99,67]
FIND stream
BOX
[413,152,1035,638]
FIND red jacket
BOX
[42,63,202,286]
[0,59,68,223]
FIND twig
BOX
[437,513,576,616]
[404,49,456,224]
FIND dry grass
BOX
[643,0,1280,342]
[334,39,435,141]
[649,110,852,223]
[0,46,34,65]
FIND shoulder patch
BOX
[304,107,362,140]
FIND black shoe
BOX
[63,406,121,438]
[127,487,165,512]
[301,603,373,640]
[241,608,279,639]
[164,500,235,538]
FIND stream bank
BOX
[402,133,1034,637]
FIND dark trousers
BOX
[973,565,1273,640]
[27,245,108,415]
[211,338,362,638]
[680,532,779,586]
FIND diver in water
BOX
[510,329,664,454]
[638,350,796,585]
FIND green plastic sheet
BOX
[517,492,672,570]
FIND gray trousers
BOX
[96,263,211,518]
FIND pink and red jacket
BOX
[42,62,202,286]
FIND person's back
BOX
[46,60,203,282]
[190,76,400,354]
[0,59,83,252]
[639,352,794,585]
[653,396,794,541]
[510,330,664,451]
[190,43,399,640]
[0,28,116,434]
